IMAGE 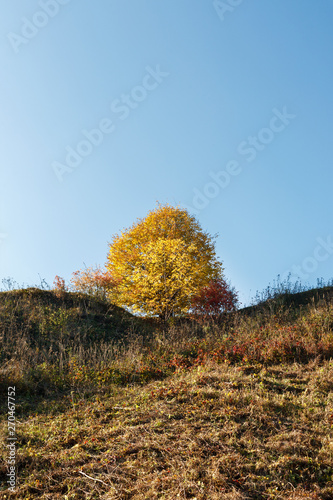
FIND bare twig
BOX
[78,470,108,486]
[113,406,135,410]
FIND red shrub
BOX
[190,278,239,323]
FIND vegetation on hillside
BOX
[1,283,333,498]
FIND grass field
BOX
[1,285,333,499]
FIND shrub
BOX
[70,266,120,301]
[190,278,239,323]
[53,275,68,298]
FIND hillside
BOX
[0,287,149,345]
[0,288,153,389]
[1,286,333,498]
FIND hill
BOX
[0,287,154,391]
[1,286,333,498]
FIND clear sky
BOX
[1,0,332,305]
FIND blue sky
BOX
[0,0,332,305]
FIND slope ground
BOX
[1,286,333,499]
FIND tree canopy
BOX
[106,203,225,321]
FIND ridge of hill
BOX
[1,283,332,330]
[0,287,153,360]
[237,285,333,317]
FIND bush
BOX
[190,278,239,323]
[70,266,120,301]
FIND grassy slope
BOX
[1,287,333,499]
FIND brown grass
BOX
[0,288,333,498]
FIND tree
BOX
[190,278,239,323]
[106,203,224,321]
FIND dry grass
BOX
[1,287,333,498]
[1,360,333,499]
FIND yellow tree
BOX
[106,203,224,321]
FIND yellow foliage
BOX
[106,203,224,320]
